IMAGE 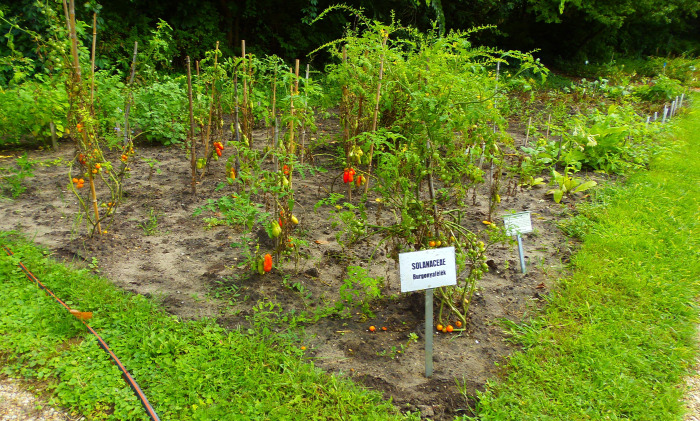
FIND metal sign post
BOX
[516,235,526,274]
[399,247,457,378]
[425,288,434,377]
[503,211,533,274]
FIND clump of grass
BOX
[473,96,700,420]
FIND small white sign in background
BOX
[503,211,533,237]
[399,247,457,293]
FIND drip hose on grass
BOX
[3,246,161,421]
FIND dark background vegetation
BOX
[1,0,699,75]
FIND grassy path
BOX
[474,96,700,419]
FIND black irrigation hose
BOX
[3,246,161,421]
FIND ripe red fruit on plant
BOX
[216,149,222,157]
[283,164,290,175]
[343,169,350,183]
[263,254,272,272]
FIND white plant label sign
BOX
[399,247,457,293]
[503,211,533,236]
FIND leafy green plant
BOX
[546,168,597,203]
[139,208,161,236]
[131,76,188,145]
[0,77,68,146]
[0,153,34,198]
[377,332,419,359]
[336,265,383,318]
[633,75,685,102]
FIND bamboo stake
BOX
[202,41,220,175]
[525,116,532,146]
[287,60,300,189]
[300,63,310,164]
[66,0,81,82]
[123,41,137,147]
[50,122,58,150]
[66,0,101,235]
[186,57,196,195]
[241,40,249,148]
[90,12,97,107]
[234,62,241,144]
[341,46,352,201]
[269,63,277,149]
[364,35,388,195]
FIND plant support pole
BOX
[124,41,138,147]
[186,56,196,195]
[90,12,97,106]
[364,35,388,195]
[517,234,526,274]
[425,288,434,377]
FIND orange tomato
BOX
[446,325,454,333]
[72,178,78,183]
[455,320,462,328]
[94,163,101,169]
[436,324,443,332]
[429,241,436,247]
[369,326,376,332]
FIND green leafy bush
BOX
[131,76,188,145]
[0,76,67,145]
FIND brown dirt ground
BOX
[0,120,586,420]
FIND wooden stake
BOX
[300,63,310,164]
[241,40,249,148]
[341,46,352,200]
[186,57,196,195]
[525,116,532,146]
[90,12,97,107]
[66,0,81,82]
[269,63,277,149]
[123,41,138,147]
[202,41,220,175]
[50,122,58,150]
[364,36,388,195]
[287,60,300,189]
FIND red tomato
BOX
[263,254,272,272]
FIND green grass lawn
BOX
[0,235,417,420]
[474,96,700,419]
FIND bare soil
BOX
[0,121,583,420]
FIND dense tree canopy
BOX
[1,0,698,76]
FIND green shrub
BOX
[131,76,188,145]
[0,76,67,145]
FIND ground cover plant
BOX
[0,2,698,419]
